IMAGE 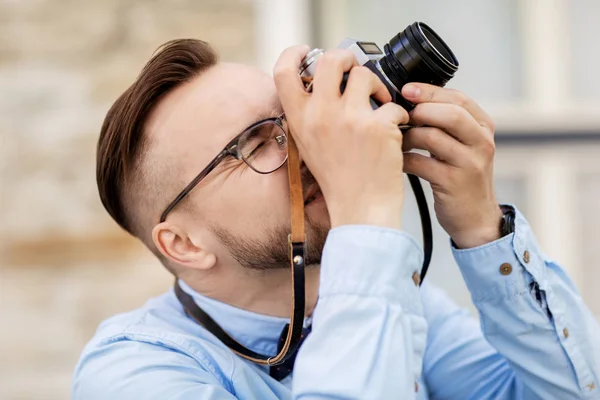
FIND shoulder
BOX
[72,290,237,399]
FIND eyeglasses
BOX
[160,114,288,223]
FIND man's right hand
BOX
[274,46,410,230]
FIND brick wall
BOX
[0,1,255,398]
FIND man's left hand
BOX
[401,83,503,249]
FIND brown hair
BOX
[96,39,218,249]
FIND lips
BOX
[301,163,322,205]
[303,184,322,205]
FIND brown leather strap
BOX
[287,133,305,243]
[173,131,307,367]
[268,131,306,365]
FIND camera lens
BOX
[379,22,458,96]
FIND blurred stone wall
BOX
[0,1,255,398]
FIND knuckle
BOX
[481,136,496,156]
[334,48,355,61]
[319,50,347,68]
[422,128,438,148]
[318,52,337,66]
[469,150,490,173]
[353,114,370,130]
[345,119,363,137]
[473,159,487,174]
[316,49,356,73]
[485,119,496,133]
[450,89,471,108]
[314,55,332,75]
[447,105,465,124]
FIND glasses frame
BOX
[159,114,287,223]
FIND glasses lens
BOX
[238,120,288,173]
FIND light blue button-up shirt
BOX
[73,208,600,399]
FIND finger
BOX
[273,45,311,118]
[344,66,392,108]
[403,152,448,186]
[402,127,468,166]
[312,49,359,100]
[373,102,409,127]
[409,102,483,146]
[402,83,494,133]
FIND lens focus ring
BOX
[298,48,324,78]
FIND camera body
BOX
[296,23,459,284]
[299,22,459,112]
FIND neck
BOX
[180,265,321,318]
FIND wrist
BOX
[329,196,404,230]
[451,206,504,249]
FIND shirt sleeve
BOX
[452,205,600,399]
[72,339,237,400]
[292,225,426,399]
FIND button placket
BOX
[512,215,595,393]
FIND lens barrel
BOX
[380,22,458,91]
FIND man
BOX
[72,39,600,399]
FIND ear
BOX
[152,221,216,271]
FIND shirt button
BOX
[563,328,569,338]
[500,263,513,275]
[524,250,531,263]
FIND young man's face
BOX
[148,62,330,270]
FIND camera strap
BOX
[174,133,306,367]
[174,126,433,367]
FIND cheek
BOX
[206,168,291,233]
[252,168,291,226]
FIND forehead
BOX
[145,62,279,158]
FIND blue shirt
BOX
[72,207,600,399]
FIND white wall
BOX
[255,0,600,317]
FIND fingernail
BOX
[403,84,421,98]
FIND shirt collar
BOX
[177,279,309,356]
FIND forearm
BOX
[293,226,426,399]
[454,206,600,399]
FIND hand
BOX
[274,46,410,229]
[401,83,503,248]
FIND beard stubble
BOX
[211,168,329,270]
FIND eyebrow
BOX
[247,96,283,127]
